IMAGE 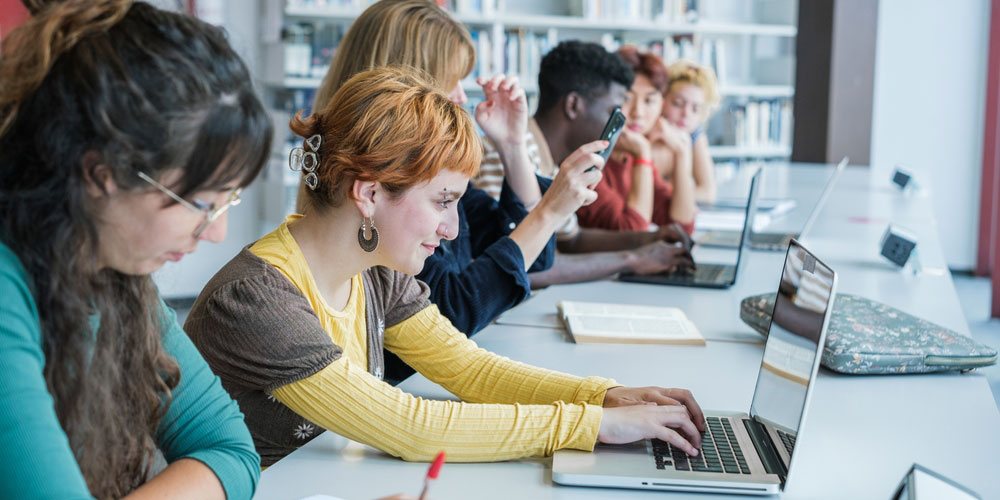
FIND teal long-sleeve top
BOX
[0,242,260,499]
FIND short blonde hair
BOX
[312,0,475,110]
[666,59,721,118]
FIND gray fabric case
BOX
[740,292,997,374]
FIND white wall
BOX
[870,0,990,270]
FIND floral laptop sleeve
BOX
[740,293,997,374]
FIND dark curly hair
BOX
[536,40,634,113]
[0,0,271,497]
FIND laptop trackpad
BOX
[594,441,648,454]
[553,441,652,476]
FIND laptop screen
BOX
[749,240,836,447]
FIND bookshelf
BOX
[257,0,798,224]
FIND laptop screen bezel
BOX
[726,167,763,284]
[747,239,838,489]
[798,157,848,239]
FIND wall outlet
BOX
[879,225,917,267]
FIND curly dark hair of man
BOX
[536,40,635,114]
[0,0,272,497]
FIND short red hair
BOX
[617,45,669,93]
[290,66,481,209]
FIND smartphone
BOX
[588,107,626,171]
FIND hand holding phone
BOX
[586,106,626,172]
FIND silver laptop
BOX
[700,157,848,251]
[617,167,761,289]
[553,239,838,496]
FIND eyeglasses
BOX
[136,171,242,238]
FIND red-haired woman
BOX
[619,47,718,203]
[574,46,699,232]
[184,66,705,467]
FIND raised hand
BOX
[614,126,653,160]
[474,74,528,150]
[649,117,692,156]
[534,140,608,217]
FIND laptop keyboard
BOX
[653,417,750,474]
[666,264,727,283]
[776,429,795,456]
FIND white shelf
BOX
[280,76,324,88]
[275,79,789,99]
[709,145,791,158]
[284,7,796,37]
[273,77,540,94]
[277,3,798,164]
[488,15,796,36]
[719,85,794,98]
[284,6,359,21]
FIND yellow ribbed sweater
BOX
[253,219,618,462]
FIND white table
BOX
[254,163,1000,500]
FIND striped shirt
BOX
[473,118,580,240]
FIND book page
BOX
[558,301,686,320]
[558,301,704,345]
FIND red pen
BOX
[418,451,446,500]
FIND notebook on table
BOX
[618,167,761,289]
[553,239,838,496]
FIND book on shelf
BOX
[570,0,697,23]
[729,99,792,150]
[287,0,374,10]
[557,301,705,345]
[470,29,493,79]
[437,0,503,14]
[466,28,554,85]
[698,38,726,85]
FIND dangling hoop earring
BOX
[358,217,379,252]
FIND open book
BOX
[557,301,705,345]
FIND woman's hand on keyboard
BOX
[603,387,706,431]
[598,405,702,455]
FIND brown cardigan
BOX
[184,247,429,466]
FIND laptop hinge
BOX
[743,418,787,483]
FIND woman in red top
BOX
[575,47,696,233]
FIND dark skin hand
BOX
[656,222,694,253]
[555,222,694,255]
[626,240,695,275]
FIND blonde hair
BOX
[297,0,476,212]
[292,66,481,209]
[312,0,474,110]
[666,59,721,118]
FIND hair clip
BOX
[288,134,322,190]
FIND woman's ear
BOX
[564,91,585,121]
[350,179,379,218]
[81,151,117,198]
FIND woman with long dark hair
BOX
[0,1,271,497]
